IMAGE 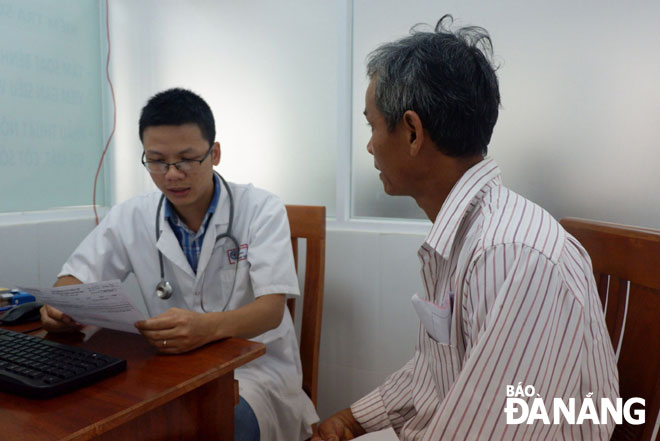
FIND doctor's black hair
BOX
[139,88,216,146]
[366,14,500,157]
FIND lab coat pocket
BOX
[411,293,453,345]
[218,259,249,293]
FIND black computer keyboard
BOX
[0,328,126,398]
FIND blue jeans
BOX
[235,396,260,441]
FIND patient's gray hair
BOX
[367,14,501,157]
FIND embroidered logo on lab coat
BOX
[227,244,248,264]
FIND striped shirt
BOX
[351,158,618,440]
[165,174,220,273]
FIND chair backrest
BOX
[560,217,660,441]
[285,205,326,407]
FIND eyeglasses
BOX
[141,144,214,174]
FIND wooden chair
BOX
[285,205,326,407]
[560,218,660,441]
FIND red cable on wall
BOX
[93,0,116,225]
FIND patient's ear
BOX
[402,110,424,157]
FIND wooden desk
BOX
[0,324,265,441]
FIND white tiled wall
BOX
[0,222,40,288]
[317,229,425,419]
[0,216,96,288]
[36,218,97,286]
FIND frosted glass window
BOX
[350,0,660,226]
[0,0,103,212]
[350,1,434,220]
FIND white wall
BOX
[0,212,97,288]
[106,0,340,216]
[317,230,424,418]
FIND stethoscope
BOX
[154,172,240,312]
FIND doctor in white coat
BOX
[40,88,318,441]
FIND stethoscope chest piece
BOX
[153,172,238,311]
[156,279,173,300]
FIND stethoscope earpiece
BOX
[156,279,173,300]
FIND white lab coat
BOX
[60,181,318,441]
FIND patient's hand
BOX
[311,408,366,441]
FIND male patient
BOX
[313,16,618,441]
[40,88,318,441]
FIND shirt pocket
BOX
[200,243,250,311]
[422,335,462,392]
[218,259,250,292]
[412,292,453,345]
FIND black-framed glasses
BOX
[141,144,214,174]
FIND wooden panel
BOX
[286,205,326,241]
[561,218,660,290]
[300,238,325,405]
[91,373,233,441]
[614,282,660,441]
[284,205,326,407]
[560,218,660,441]
[287,237,299,318]
[595,272,608,311]
[608,276,628,354]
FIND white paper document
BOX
[20,280,146,334]
[411,292,452,344]
[354,427,399,440]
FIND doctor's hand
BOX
[311,408,366,441]
[40,304,84,333]
[134,307,214,354]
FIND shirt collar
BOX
[424,158,501,259]
[164,173,221,225]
